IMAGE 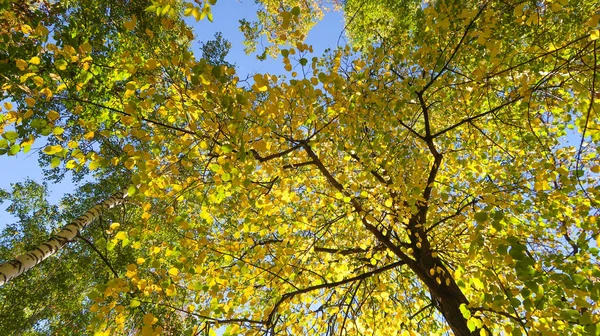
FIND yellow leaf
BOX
[44,145,63,155]
[124,15,137,31]
[25,97,36,107]
[21,24,33,34]
[47,110,60,121]
[115,231,127,240]
[168,267,179,276]
[143,313,156,325]
[123,144,135,155]
[533,180,550,191]
[146,59,157,70]
[3,102,13,110]
[65,160,77,169]
[124,158,135,170]
[81,42,92,53]
[277,226,288,235]
[20,73,35,83]
[137,257,146,265]
[166,284,177,296]
[84,131,95,140]
[32,76,44,87]
[483,194,496,204]
[141,326,154,336]
[110,222,121,230]
[161,4,171,16]
[255,85,268,92]
[15,59,28,71]
[591,29,599,41]
[29,57,41,65]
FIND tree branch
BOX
[314,245,386,256]
[76,233,119,279]
[63,97,198,136]
[426,198,479,233]
[431,97,521,138]
[250,142,305,162]
[148,301,264,325]
[421,1,488,92]
[265,261,405,328]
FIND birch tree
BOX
[1,0,599,335]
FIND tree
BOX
[0,180,134,334]
[1,0,599,335]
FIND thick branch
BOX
[302,144,344,190]
[250,142,304,162]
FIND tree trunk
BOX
[0,188,129,286]
[412,257,477,335]
[408,221,478,335]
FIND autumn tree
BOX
[1,0,600,335]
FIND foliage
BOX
[1,0,600,335]
[343,0,420,49]
[200,32,233,68]
[0,180,134,334]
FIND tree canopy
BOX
[1,0,599,335]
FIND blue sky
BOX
[0,1,345,229]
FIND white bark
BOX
[0,188,130,286]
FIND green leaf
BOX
[221,144,232,153]
[8,144,19,155]
[89,161,100,170]
[299,58,308,66]
[467,318,477,332]
[127,185,137,197]
[474,212,488,223]
[2,131,18,141]
[50,157,61,168]
[459,304,471,319]
[106,241,116,251]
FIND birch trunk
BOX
[0,188,130,286]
